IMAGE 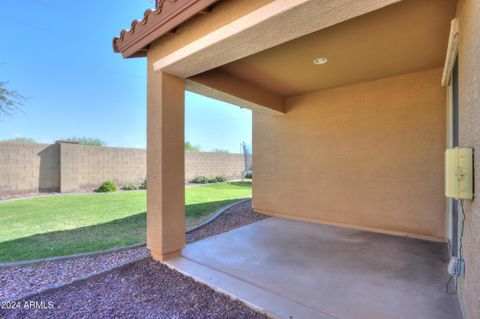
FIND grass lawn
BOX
[0,182,251,263]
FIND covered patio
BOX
[166,217,461,319]
[113,0,479,318]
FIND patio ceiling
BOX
[214,0,457,96]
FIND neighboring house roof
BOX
[113,0,220,58]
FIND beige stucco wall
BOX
[149,0,274,63]
[253,68,446,240]
[456,0,480,317]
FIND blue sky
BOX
[0,0,251,153]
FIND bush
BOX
[2,137,36,143]
[212,148,230,153]
[191,176,208,184]
[139,178,147,190]
[185,141,201,151]
[121,184,138,191]
[64,137,106,147]
[215,176,227,182]
[245,172,252,179]
[207,177,218,183]
[96,180,117,192]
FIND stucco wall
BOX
[0,142,244,195]
[253,68,446,240]
[149,0,275,62]
[456,0,480,317]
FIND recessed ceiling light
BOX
[313,57,328,65]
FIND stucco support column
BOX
[147,60,185,261]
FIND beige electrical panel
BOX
[445,147,474,200]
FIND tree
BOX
[185,141,201,151]
[65,137,106,147]
[2,137,36,143]
[212,148,230,153]
[0,81,27,118]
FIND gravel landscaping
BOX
[0,192,53,202]
[2,259,267,319]
[0,247,150,302]
[0,190,95,202]
[1,200,269,318]
[186,199,268,243]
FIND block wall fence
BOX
[0,142,244,195]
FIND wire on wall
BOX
[457,199,467,319]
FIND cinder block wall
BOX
[185,151,244,181]
[0,142,60,195]
[0,142,244,195]
[456,0,480,317]
[71,144,147,190]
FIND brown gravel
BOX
[0,189,137,202]
[1,259,268,319]
[0,192,47,201]
[0,190,98,201]
[0,247,150,302]
[0,181,238,201]
[1,200,269,319]
[186,200,268,243]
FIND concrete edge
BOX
[11,257,151,303]
[186,198,252,234]
[162,257,337,319]
[162,258,274,319]
[0,190,147,203]
[0,180,249,203]
[0,243,147,268]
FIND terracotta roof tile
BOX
[113,0,220,58]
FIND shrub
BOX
[65,137,106,147]
[139,178,147,190]
[185,141,201,151]
[2,137,36,143]
[121,184,138,191]
[191,176,208,184]
[212,148,230,153]
[215,176,227,182]
[245,172,252,179]
[96,180,117,192]
[207,177,218,183]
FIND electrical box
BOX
[445,147,474,200]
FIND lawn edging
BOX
[0,181,235,202]
[11,257,151,303]
[186,198,252,234]
[0,198,251,268]
[0,190,146,203]
[0,242,147,268]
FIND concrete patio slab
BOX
[165,256,335,319]
[167,217,462,319]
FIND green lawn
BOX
[0,182,251,263]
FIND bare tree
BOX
[0,81,27,118]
